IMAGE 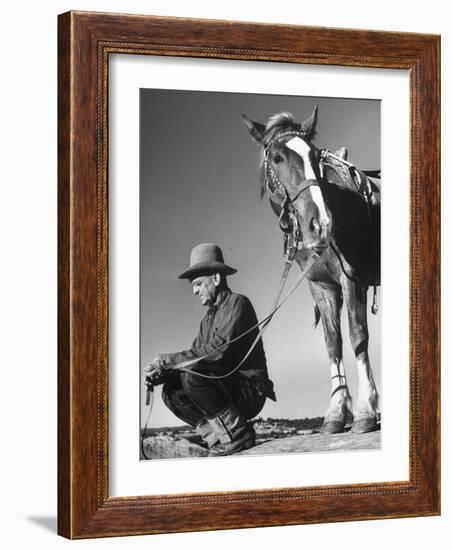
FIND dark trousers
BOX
[161,363,267,426]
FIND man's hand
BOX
[150,354,171,368]
[144,354,172,386]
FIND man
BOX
[144,243,276,456]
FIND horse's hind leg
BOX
[342,278,380,433]
[308,280,353,434]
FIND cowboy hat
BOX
[178,243,237,280]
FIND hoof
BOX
[351,417,378,434]
[321,420,345,434]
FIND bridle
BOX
[263,130,324,203]
[263,130,325,253]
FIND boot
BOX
[206,404,256,456]
[208,427,255,456]
[194,417,219,449]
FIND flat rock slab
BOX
[142,435,209,459]
[142,430,380,460]
[241,430,380,456]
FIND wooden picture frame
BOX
[58,11,440,539]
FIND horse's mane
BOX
[262,112,302,144]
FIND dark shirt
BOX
[166,289,276,401]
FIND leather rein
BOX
[141,251,321,459]
[141,132,378,457]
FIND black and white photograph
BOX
[140,89,381,460]
[1,0,445,546]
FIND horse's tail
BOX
[313,304,321,328]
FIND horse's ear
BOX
[242,114,265,144]
[300,105,318,138]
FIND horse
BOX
[243,106,380,434]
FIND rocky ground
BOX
[241,429,380,456]
[141,422,381,460]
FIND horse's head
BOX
[243,107,332,251]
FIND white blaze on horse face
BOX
[285,137,330,227]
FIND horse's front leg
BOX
[342,277,380,433]
[308,280,353,434]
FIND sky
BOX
[140,89,380,428]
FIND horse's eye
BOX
[273,153,284,164]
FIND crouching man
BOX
[144,243,276,456]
